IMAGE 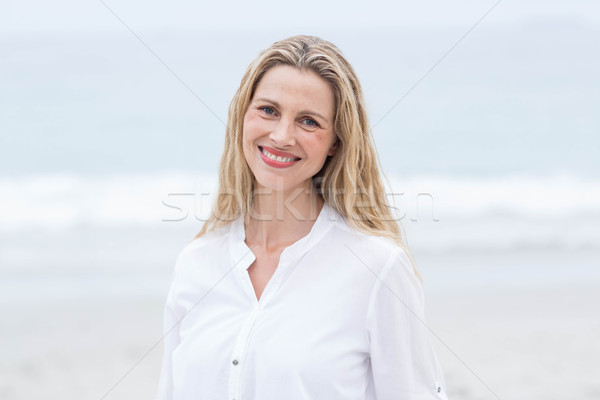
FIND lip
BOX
[259,145,301,159]
[258,145,301,169]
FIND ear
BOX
[327,138,339,157]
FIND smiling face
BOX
[242,65,338,194]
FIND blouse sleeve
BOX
[366,249,448,400]
[156,254,185,400]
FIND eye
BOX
[302,118,320,128]
[259,106,276,115]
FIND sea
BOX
[1,24,599,298]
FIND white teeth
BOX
[260,147,298,163]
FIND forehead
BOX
[253,65,334,116]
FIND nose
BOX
[269,117,296,147]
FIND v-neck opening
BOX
[229,201,339,269]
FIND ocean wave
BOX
[1,171,599,252]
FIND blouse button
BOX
[232,359,239,366]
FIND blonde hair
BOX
[194,35,418,276]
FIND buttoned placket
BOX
[228,256,296,400]
[228,253,292,400]
[226,295,260,400]
[226,204,337,400]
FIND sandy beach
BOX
[2,243,599,400]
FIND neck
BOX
[244,182,324,252]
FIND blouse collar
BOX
[229,201,342,269]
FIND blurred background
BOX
[1,0,599,399]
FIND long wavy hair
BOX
[194,35,418,276]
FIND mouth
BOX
[259,146,301,162]
[258,146,301,168]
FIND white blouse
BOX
[156,202,448,400]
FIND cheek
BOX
[306,131,335,153]
[241,119,258,157]
[242,112,263,141]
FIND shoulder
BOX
[171,221,233,275]
[326,215,413,278]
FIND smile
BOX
[258,146,301,168]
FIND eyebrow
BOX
[254,97,329,123]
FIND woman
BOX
[157,35,448,400]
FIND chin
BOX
[253,174,312,194]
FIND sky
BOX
[1,0,599,34]
[1,0,599,178]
